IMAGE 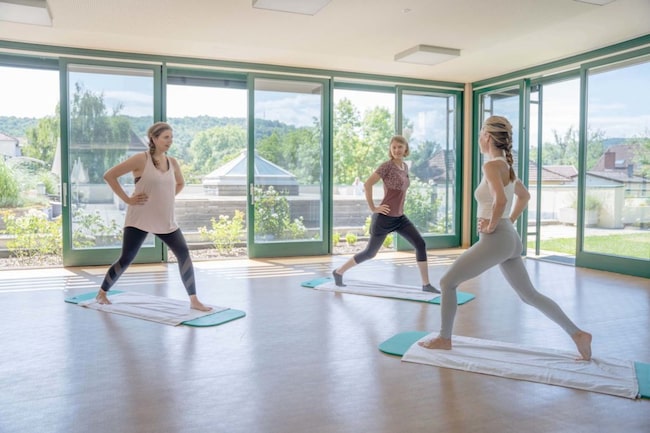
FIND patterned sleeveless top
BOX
[375,160,410,217]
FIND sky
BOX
[1,63,648,143]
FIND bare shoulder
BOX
[128,152,148,169]
[168,156,181,169]
[514,179,531,199]
[481,160,503,177]
[107,152,146,176]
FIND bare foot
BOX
[189,295,212,312]
[572,330,592,361]
[95,290,111,305]
[418,336,452,350]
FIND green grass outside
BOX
[527,232,650,260]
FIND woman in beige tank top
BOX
[94,122,211,312]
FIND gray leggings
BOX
[439,219,579,339]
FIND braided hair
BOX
[483,116,516,182]
[147,122,172,169]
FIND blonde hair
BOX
[147,122,172,168]
[389,135,410,159]
[483,116,515,182]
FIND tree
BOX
[333,98,362,185]
[332,99,394,185]
[530,126,605,170]
[630,134,650,178]
[189,124,246,175]
[23,109,59,165]
[256,122,321,184]
[69,82,131,183]
[409,140,442,182]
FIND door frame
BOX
[60,58,164,266]
[246,73,332,258]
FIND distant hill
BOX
[602,137,626,148]
[0,115,294,146]
[0,117,40,138]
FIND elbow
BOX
[494,197,507,209]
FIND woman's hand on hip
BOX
[373,204,390,215]
[128,192,149,206]
[477,218,495,234]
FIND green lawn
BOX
[527,232,650,260]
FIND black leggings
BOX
[101,226,196,296]
[353,213,427,264]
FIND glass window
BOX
[583,58,650,260]
[528,78,580,261]
[332,88,395,253]
[401,90,457,235]
[253,78,324,244]
[0,65,60,266]
[166,78,247,259]
[67,64,154,250]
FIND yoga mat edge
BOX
[378,331,428,356]
[64,290,123,304]
[635,361,650,399]
[183,309,246,327]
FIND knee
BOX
[518,291,542,306]
[439,273,455,292]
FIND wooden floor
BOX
[0,250,648,433]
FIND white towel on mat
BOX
[403,333,639,399]
[79,292,227,326]
[314,279,437,301]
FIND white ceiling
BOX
[0,0,649,83]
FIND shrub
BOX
[0,159,21,207]
[72,208,122,248]
[254,186,307,240]
[404,178,439,232]
[287,216,307,240]
[332,232,340,246]
[1,209,61,258]
[199,210,245,254]
[345,232,357,245]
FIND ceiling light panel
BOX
[252,0,331,15]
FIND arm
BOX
[103,153,146,205]
[509,179,530,223]
[364,172,389,214]
[170,157,185,195]
[482,162,508,233]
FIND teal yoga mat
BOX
[379,331,428,356]
[301,277,475,305]
[379,331,650,399]
[65,291,245,327]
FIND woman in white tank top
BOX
[418,116,592,361]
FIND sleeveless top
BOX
[124,152,178,234]
[474,156,515,220]
[375,160,410,217]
